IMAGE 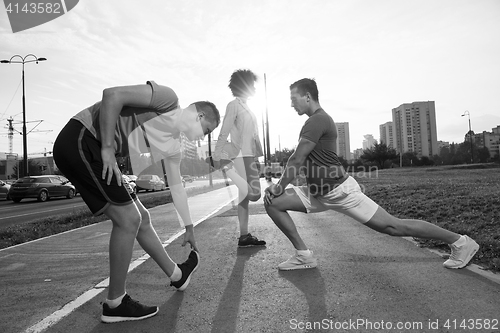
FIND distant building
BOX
[379,122,394,148]
[352,148,364,160]
[180,134,198,160]
[0,153,19,180]
[472,125,500,158]
[197,140,217,160]
[335,122,351,159]
[0,153,60,179]
[362,134,376,150]
[437,141,450,152]
[392,101,438,157]
[31,156,57,174]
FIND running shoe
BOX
[101,294,158,323]
[170,250,200,291]
[238,233,266,247]
[278,251,317,271]
[443,235,479,269]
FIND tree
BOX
[476,146,491,163]
[401,151,420,167]
[439,146,452,165]
[270,148,295,165]
[432,154,443,165]
[360,142,398,169]
[420,155,434,166]
[457,140,479,164]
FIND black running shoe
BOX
[101,294,158,323]
[170,250,200,291]
[238,233,266,247]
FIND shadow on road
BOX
[278,268,328,324]
[157,292,185,333]
[211,246,266,333]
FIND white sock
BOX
[452,235,466,247]
[170,265,182,282]
[106,292,126,309]
[297,249,311,257]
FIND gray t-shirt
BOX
[72,80,179,158]
[299,108,344,195]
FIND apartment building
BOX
[362,134,376,150]
[352,148,364,160]
[392,101,438,157]
[379,121,394,148]
[335,122,351,159]
[472,125,500,158]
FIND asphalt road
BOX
[1,181,499,333]
[0,180,220,229]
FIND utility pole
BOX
[262,113,266,166]
[462,110,473,164]
[1,54,47,177]
[208,133,213,187]
[264,73,271,181]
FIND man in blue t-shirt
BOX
[264,78,478,272]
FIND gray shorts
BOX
[293,176,379,223]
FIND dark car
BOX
[9,175,76,203]
[182,175,194,183]
[135,174,166,192]
[0,180,11,200]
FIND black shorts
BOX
[53,119,137,215]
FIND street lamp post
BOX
[461,110,473,164]
[264,73,272,181]
[1,54,47,177]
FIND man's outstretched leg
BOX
[265,188,317,270]
[364,206,479,269]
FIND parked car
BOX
[121,174,137,194]
[8,175,76,202]
[182,175,194,183]
[127,175,138,183]
[0,180,11,200]
[135,174,166,192]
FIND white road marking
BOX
[24,196,236,333]
[0,205,87,221]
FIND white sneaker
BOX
[278,251,317,271]
[443,235,479,269]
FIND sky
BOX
[1,0,499,159]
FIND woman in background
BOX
[212,69,266,248]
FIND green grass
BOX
[0,182,229,250]
[354,164,500,272]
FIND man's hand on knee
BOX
[264,183,284,205]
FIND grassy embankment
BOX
[353,164,499,272]
[0,182,229,249]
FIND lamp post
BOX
[461,110,473,164]
[264,73,272,181]
[1,54,47,177]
